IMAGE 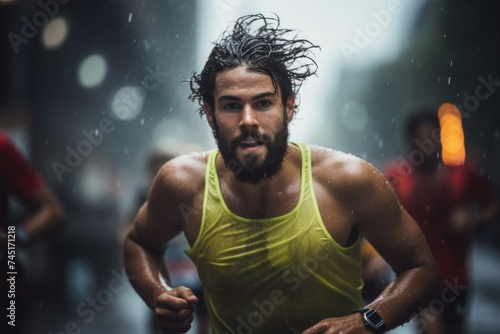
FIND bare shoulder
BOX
[139,151,209,244]
[153,150,209,196]
[147,151,209,223]
[309,145,386,191]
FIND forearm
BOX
[366,263,440,331]
[20,186,65,243]
[124,236,172,310]
[21,204,64,242]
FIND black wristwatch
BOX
[355,308,386,333]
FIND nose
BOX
[239,105,259,131]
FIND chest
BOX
[221,182,301,219]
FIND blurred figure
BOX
[384,111,497,334]
[0,132,65,334]
[122,143,209,334]
[360,239,392,304]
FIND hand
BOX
[301,314,372,334]
[154,286,199,334]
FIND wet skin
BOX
[124,65,439,334]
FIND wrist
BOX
[355,308,386,333]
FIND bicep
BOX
[129,200,183,256]
[355,171,433,274]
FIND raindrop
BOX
[450,60,453,67]
[411,59,414,64]
[378,140,383,148]
[94,129,99,136]
[128,13,133,23]
[140,118,145,125]
[444,34,447,39]
[448,77,451,85]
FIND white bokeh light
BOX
[78,54,107,88]
[42,17,69,50]
[111,86,147,120]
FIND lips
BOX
[239,140,263,148]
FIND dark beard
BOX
[212,114,289,184]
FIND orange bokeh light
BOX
[438,103,465,166]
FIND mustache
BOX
[231,130,271,146]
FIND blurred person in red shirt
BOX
[384,111,497,334]
[0,132,65,334]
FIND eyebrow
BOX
[217,91,278,102]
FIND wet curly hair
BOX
[189,13,320,117]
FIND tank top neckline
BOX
[209,142,308,223]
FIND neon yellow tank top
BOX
[185,143,363,334]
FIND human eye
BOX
[255,99,272,110]
[222,102,241,111]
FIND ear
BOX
[204,101,215,129]
[285,95,295,123]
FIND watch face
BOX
[360,309,386,333]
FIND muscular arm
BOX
[354,164,439,330]
[124,154,205,333]
[304,151,439,333]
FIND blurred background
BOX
[0,0,499,333]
